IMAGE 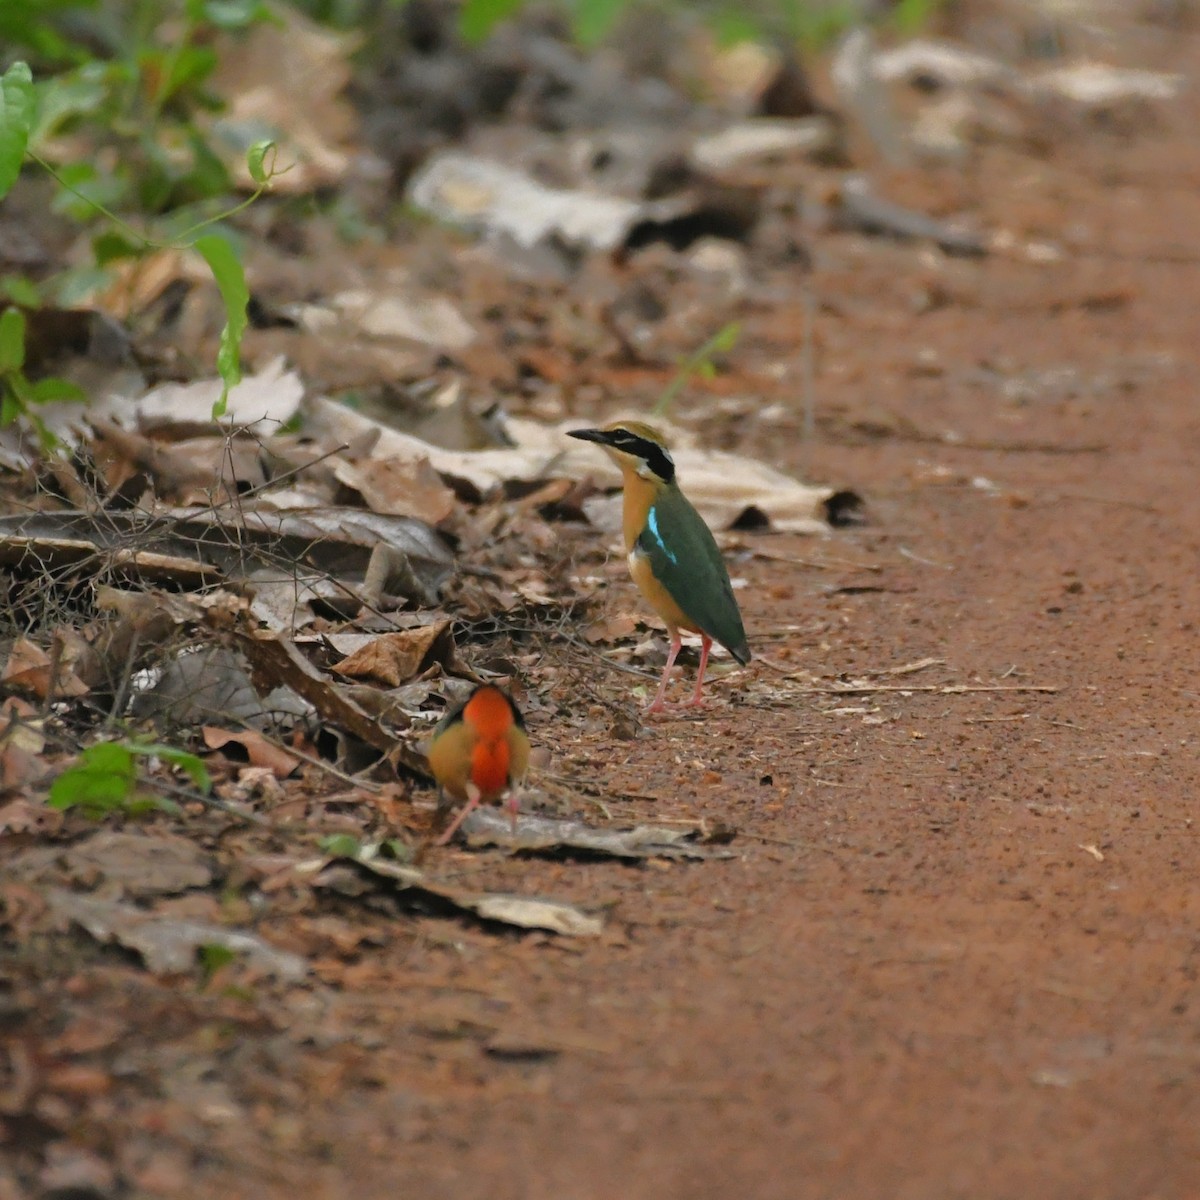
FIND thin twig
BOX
[801,283,816,477]
[213,441,352,507]
[150,777,272,826]
[235,721,388,794]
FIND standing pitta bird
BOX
[568,421,750,712]
[427,684,530,843]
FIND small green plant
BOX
[458,0,949,50]
[197,942,236,981]
[651,320,741,419]
[48,738,212,818]
[0,307,86,446]
[891,0,948,36]
[0,37,281,431]
[318,833,411,862]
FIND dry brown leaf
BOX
[330,621,456,688]
[207,6,361,192]
[333,455,457,525]
[0,797,60,833]
[202,727,302,779]
[97,248,189,322]
[234,629,429,777]
[583,611,641,644]
[1,637,89,700]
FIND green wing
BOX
[637,488,750,663]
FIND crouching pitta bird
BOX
[427,684,530,844]
[568,421,750,712]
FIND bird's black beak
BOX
[567,428,612,446]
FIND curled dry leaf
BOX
[691,117,839,171]
[234,629,430,778]
[202,727,303,779]
[1,637,89,700]
[0,505,455,604]
[332,454,457,526]
[0,698,47,797]
[330,620,458,688]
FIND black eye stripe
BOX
[602,428,676,482]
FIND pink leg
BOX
[688,635,713,706]
[507,787,520,834]
[647,632,682,713]
[435,781,482,845]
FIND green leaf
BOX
[246,138,276,186]
[0,62,34,200]
[459,0,524,43]
[711,9,764,48]
[190,0,275,29]
[892,0,945,34]
[48,742,138,815]
[29,377,86,404]
[131,742,212,793]
[382,838,412,862]
[92,230,143,266]
[0,308,26,374]
[708,320,742,354]
[0,275,40,307]
[570,0,630,46]
[50,265,114,308]
[193,232,248,418]
[319,833,363,858]
[198,942,236,977]
[148,44,218,108]
[31,66,111,145]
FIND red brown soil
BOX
[9,17,1200,1200]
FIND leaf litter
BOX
[1,3,1168,1190]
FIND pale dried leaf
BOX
[46,889,307,978]
[1027,62,1184,107]
[463,808,735,860]
[96,355,303,433]
[326,289,476,349]
[306,400,834,531]
[873,39,1014,89]
[408,151,685,251]
[60,831,214,898]
[323,857,602,938]
[692,118,838,170]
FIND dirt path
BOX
[370,41,1200,1200]
[7,16,1200,1200]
